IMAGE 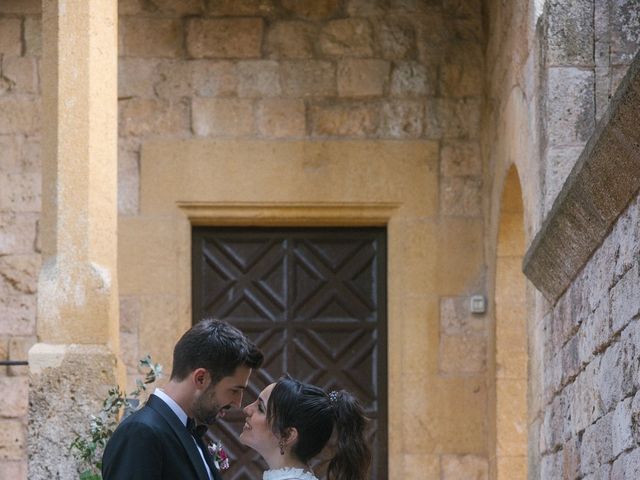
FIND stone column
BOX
[28,1,121,478]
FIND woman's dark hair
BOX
[170,318,263,382]
[267,376,371,480]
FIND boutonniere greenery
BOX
[207,441,230,470]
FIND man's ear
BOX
[192,368,209,389]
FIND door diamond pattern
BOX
[193,228,387,480]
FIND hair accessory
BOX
[328,390,338,403]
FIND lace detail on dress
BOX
[263,467,319,480]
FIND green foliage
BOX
[70,355,163,479]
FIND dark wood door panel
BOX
[193,228,387,480]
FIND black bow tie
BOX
[186,418,209,438]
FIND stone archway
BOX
[492,165,528,479]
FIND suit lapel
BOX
[146,395,211,480]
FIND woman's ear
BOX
[283,427,299,447]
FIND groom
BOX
[102,319,263,480]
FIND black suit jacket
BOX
[102,394,223,480]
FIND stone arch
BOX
[491,165,528,479]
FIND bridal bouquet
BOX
[208,441,230,470]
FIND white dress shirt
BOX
[153,388,213,480]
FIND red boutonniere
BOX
[207,441,230,470]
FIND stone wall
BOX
[538,193,640,478]
[0,0,490,478]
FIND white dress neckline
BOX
[263,467,319,480]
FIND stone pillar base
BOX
[28,344,121,479]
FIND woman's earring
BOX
[279,440,285,455]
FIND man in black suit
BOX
[102,319,264,480]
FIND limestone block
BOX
[376,17,416,60]
[452,15,483,42]
[8,336,36,376]
[0,419,24,460]
[611,397,635,458]
[580,413,613,476]
[118,0,145,14]
[24,16,41,57]
[390,61,435,97]
[0,337,8,376]
[611,261,640,333]
[28,344,119,478]
[265,21,317,59]
[186,18,264,59]
[118,58,160,98]
[497,455,527,480]
[280,60,336,97]
[281,0,339,19]
[439,333,486,374]
[424,97,481,140]
[442,140,481,177]
[440,177,482,217]
[561,436,580,479]
[0,254,40,295]
[441,455,488,479]
[118,147,139,216]
[544,146,584,214]
[0,377,28,417]
[560,335,580,385]
[237,60,281,98]
[192,98,254,137]
[0,296,35,336]
[206,0,276,17]
[0,19,21,57]
[120,331,139,374]
[146,0,204,15]
[539,449,561,479]
[546,67,595,147]
[0,213,37,255]
[319,19,374,57]
[440,42,483,98]
[577,299,611,366]
[309,101,379,137]
[613,196,640,281]
[440,296,485,336]
[0,172,41,212]
[435,218,483,294]
[380,100,424,138]
[0,461,27,480]
[256,98,306,138]
[0,0,40,13]
[571,361,604,434]
[545,0,594,66]
[153,60,239,98]
[404,453,439,478]
[337,59,390,97]
[610,0,640,65]
[122,18,183,58]
[2,57,39,94]
[120,295,141,334]
[119,98,190,137]
[496,379,528,456]
[598,342,630,413]
[611,448,640,479]
[0,97,41,135]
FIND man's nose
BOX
[232,392,243,408]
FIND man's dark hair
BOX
[170,318,263,382]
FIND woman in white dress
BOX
[239,376,371,480]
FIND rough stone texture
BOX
[186,18,264,59]
[441,454,488,479]
[280,0,340,20]
[545,0,595,66]
[7,336,36,376]
[205,0,277,17]
[280,60,336,97]
[0,18,21,56]
[0,461,27,479]
[24,16,41,57]
[390,61,435,96]
[0,419,24,460]
[265,21,317,59]
[237,60,281,98]
[119,98,190,137]
[0,97,41,135]
[121,18,183,58]
[380,100,424,138]
[256,98,306,138]
[440,177,483,217]
[318,19,374,57]
[441,141,482,177]
[424,97,482,139]
[337,59,390,97]
[192,98,254,136]
[309,101,380,137]
[3,57,39,94]
[439,333,486,374]
[0,377,28,417]
[524,51,640,301]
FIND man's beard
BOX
[193,384,230,425]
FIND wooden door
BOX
[192,227,387,479]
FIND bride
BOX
[239,376,371,480]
